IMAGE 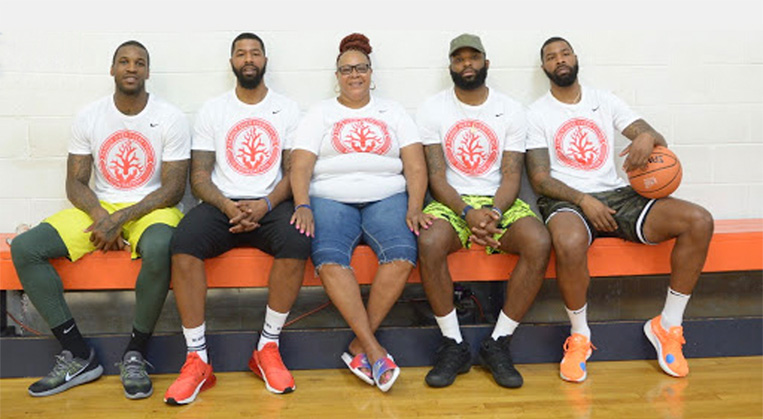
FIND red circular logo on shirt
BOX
[553,118,609,171]
[225,118,280,175]
[98,130,156,190]
[331,118,392,155]
[443,119,499,176]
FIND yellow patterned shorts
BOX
[423,195,537,254]
[44,202,183,261]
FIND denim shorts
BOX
[310,192,417,269]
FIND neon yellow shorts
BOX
[44,202,183,262]
[423,195,538,254]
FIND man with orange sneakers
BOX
[163,33,310,405]
[524,36,714,382]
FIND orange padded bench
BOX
[0,219,761,291]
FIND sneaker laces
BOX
[435,340,467,370]
[563,336,597,357]
[259,345,287,371]
[664,327,686,352]
[48,352,74,377]
[117,356,153,380]
[176,355,207,384]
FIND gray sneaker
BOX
[118,351,153,399]
[28,348,103,397]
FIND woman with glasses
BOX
[290,33,432,392]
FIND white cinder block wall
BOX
[1,1,761,232]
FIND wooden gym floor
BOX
[0,356,761,418]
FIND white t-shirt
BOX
[526,85,640,193]
[293,95,420,203]
[193,89,300,199]
[416,88,527,196]
[69,94,190,203]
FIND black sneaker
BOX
[425,337,472,388]
[479,335,523,388]
[28,348,103,397]
[118,351,153,399]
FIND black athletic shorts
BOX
[171,200,311,260]
[537,186,657,245]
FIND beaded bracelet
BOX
[263,196,272,212]
[295,204,312,211]
[489,206,503,219]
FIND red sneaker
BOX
[248,343,295,394]
[164,352,216,405]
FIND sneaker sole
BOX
[164,374,216,406]
[643,320,683,378]
[124,386,153,400]
[28,364,104,397]
[424,362,471,388]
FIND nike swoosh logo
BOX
[379,109,388,113]
[150,123,159,127]
[63,324,75,334]
[272,110,282,114]
[592,106,600,112]
[65,363,88,382]
[495,113,504,117]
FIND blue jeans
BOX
[310,192,417,269]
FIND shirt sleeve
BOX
[69,110,92,155]
[503,105,527,153]
[162,110,191,161]
[292,105,324,155]
[282,100,302,150]
[525,107,550,150]
[415,100,442,146]
[395,106,421,148]
[192,103,215,152]
[607,92,641,133]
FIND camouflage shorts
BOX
[423,195,538,254]
[537,186,657,244]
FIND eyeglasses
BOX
[337,63,371,75]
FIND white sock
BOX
[183,323,208,364]
[661,287,691,329]
[258,306,289,351]
[491,310,519,340]
[435,309,463,343]
[566,304,591,339]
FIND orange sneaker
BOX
[164,352,216,405]
[644,316,689,377]
[249,343,295,394]
[560,334,596,383]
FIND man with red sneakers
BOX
[525,36,714,382]
[163,33,311,405]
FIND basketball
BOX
[627,146,682,199]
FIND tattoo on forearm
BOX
[525,148,582,203]
[424,145,445,176]
[622,119,665,144]
[501,151,524,176]
[112,159,189,224]
[66,154,101,215]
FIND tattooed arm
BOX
[526,148,617,232]
[620,119,668,172]
[66,153,107,220]
[190,150,246,228]
[424,144,469,215]
[84,157,189,250]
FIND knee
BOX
[417,229,450,263]
[520,227,552,261]
[138,225,174,265]
[687,206,714,241]
[551,231,588,264]
[10,232,36,268]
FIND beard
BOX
[543,62,579,87]
[232,61,267,90]
[115,78,145,96]
[450,65,488,91]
